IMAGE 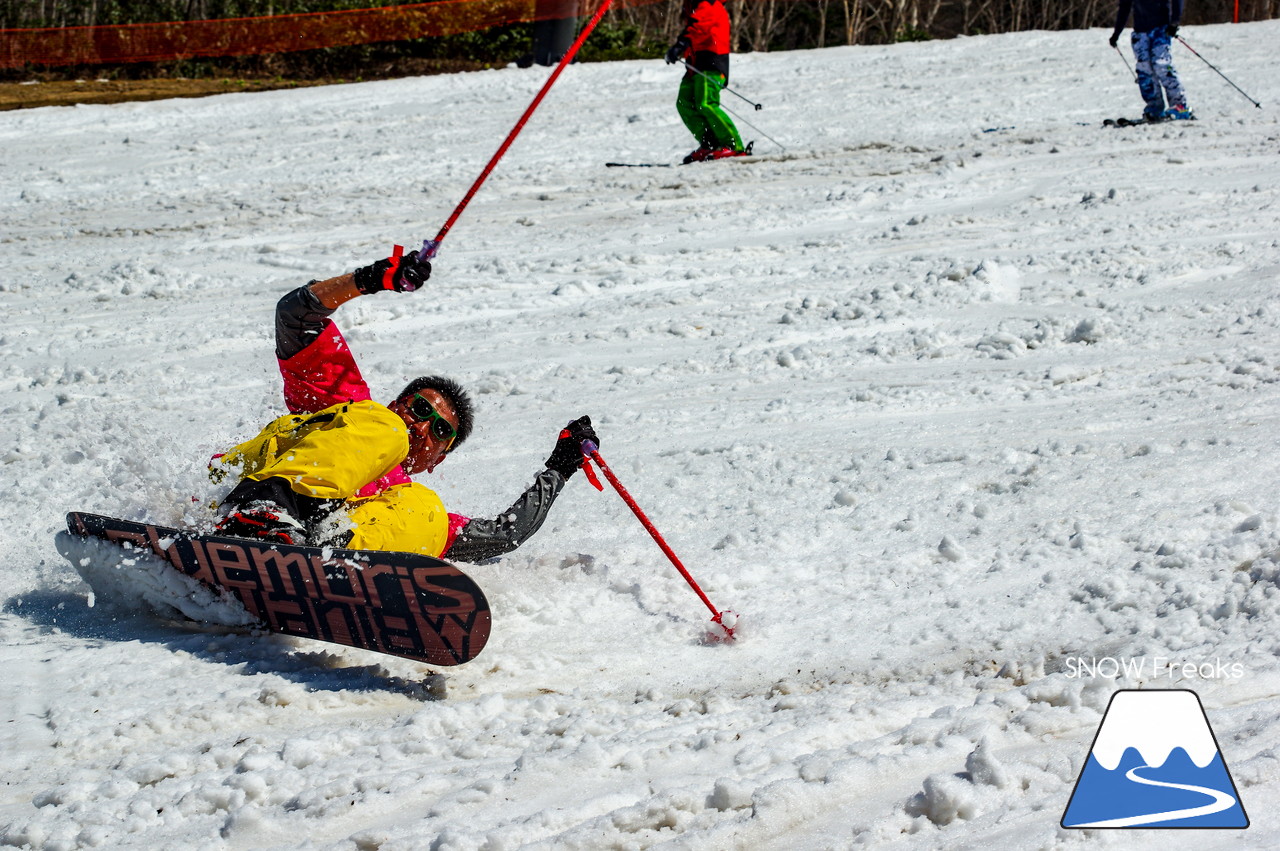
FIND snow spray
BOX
[580,440,736,640]
[422,0,618,261]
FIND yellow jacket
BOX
[215,400,450,556]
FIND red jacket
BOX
[679,0,730,76]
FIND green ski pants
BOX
[676,71,743,151]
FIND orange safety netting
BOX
[0,0,659,70]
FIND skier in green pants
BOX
[665,0,748,164]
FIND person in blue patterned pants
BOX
[1110,0,1193,121]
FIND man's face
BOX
[389,388,459,475]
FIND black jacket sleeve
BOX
[275,284,335,361]
[446,469,566,562]
[1113,0,1132,34]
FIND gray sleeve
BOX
[446,469,567,563]
[275,284,336,361]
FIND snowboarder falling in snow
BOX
[211,248,598,562]
[666,0,748,163]
[1110,0,1193,122]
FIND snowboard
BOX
[61,512,491,667]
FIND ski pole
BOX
[1113,43,1137,82]
[579,440,736,640]
[680,60,762,111]
[676,61,783,152]
[420,0,617,260]
[720,101,786,153]
[1176,35,1261,108]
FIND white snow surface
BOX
[3,22,1280,850]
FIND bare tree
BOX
[1,0,1274,61]
[840,0,870,44]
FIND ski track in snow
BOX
[2,22,1280,850]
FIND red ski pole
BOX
[420,0,616,260]
[580,440,736,639]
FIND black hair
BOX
[395,375,475,450]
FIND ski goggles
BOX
[409,393,457,449]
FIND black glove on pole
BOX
[353,246,433,294]
[545,416,599,479]
[665,36,690,65]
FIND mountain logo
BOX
[1062,689,1248,828]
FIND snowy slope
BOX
[3,21,1280,850]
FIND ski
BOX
[1103,116,1158,127]
[608,144,755,169]
[1101,115,1196,127]
[59,512,492,666]
[606,157,756,169]
[984,123,1090,132]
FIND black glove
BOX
[352,248,432,294]
[545,416,599,479]
[1166,23,1179,38]
[665,36,690,65]
[1108,30,1121,48]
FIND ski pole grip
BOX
[578,439,603,490]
